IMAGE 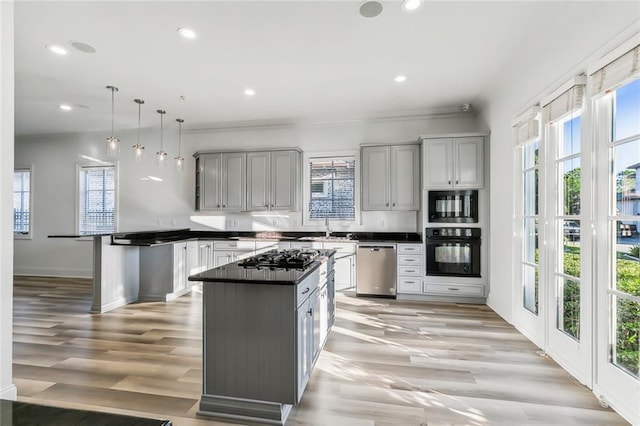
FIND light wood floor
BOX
[12,276,629,425]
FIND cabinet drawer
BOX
[214,240,239,250]
[297,273,319,307]
[397,278,422,294]
[322,242,356,252]
[397,244,423,255]
[398,265,422,276]
[423,282,484,297]
[398,255,422,266]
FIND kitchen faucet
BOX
[325,215,331,238]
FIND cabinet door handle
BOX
[222,204,226,208]
[405,269,416,273]
[392,202,396,207]
[448,287,460,291]
[448,180,451,185]
[216,204,220,208]
[307,308,313,316]
[301,288,310,295]
[406,281,416,284]
[456,180,459,184]
[386,202,389,207]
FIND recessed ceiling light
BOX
[58,104,72,111]
[394,75,407,83]
[148,176,163,182]
[244,88,255,96]
[177,27,197,40]
[401,0,423,12]
[46,44,68,55]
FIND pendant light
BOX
[156,110,168,166]
[132,99,145,162]
[106,86,119,157]
[175,118,185,172]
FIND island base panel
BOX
[198,394,292,425]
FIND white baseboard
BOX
[0,384,17,400]
[91,294,137,314]
[14,267,92,279]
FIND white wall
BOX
[15,112,480,277]
[482,7,640,323]
[1,0,17,400]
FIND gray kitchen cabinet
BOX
[361,144,420,211]
[140,241,196,301]
[198,254,335,424]
[423,136,484,189]
[247,149,301,211]
[195,152,246,211]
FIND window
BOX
[607,78,640,378]
[522,138,540,315]
[13,169,31,237]
[308,157,356,221]
[78,165,116,235]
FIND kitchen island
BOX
[188,249,336,425]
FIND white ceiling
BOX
[13,1,640,136]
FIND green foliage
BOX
[563,167,581,215]
[630,245,640,258]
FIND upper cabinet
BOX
[361,144,420,211]
[423,136,484,189]
[196,152,246,211]
[247,150,300,212]
[195,149,301,212]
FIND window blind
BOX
[309,158,355,220]
[590,44,640,97]
[513,107,540,146]
[542,83,585,124]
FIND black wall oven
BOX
[428,190,478,223]
[425,227,481,277]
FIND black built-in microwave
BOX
[428,190,478,223]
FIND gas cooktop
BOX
[238,249,321,269]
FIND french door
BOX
[544,106,593,387]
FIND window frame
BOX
[13,167,33,240]
[303,152,360,226]
[76,163,118,237]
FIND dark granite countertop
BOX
[0,399,171,425]
[105,229,422,246]
[189,250,336,285]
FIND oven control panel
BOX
[426,228,480,238]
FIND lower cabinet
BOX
[396,243,424,295]
[140,241,198,301]
[423,282,485,297]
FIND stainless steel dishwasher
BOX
[356,243,397,298]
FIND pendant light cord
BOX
[110,88,115,136]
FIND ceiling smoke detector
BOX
[461,103,471,112]
[359,0,383,18]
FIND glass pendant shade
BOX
[132,144,145,162]
[175,118,184,172]
[132,99,145,162]
[106,86,119,157]
[156,109,167,167]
